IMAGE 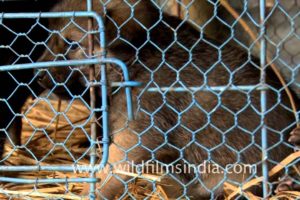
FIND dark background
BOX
[0,0,59,156]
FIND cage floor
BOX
[0,96,165,199]
[0,96,299,199]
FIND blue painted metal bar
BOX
[111,81,143,88]
[0,59,101,71]
[0,164,106,172]
[87,1,97,199]
[90,81,142,88]
[146,85,267,92]
[87,0,92,12]
[98,31,110,182]
[0,11,113,184]
[0,12,101,19]
[0,13,136,173]
[0,177,98,184]
[259,0,269,198]
[102,58,135,121]
[0,58,137,124]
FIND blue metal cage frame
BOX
[0,10,142,199]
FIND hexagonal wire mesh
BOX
[0,0,299,199]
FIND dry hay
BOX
[1,96,90,199]
[0,96,299,199]
[0,96,167,199]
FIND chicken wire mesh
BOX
[0,0,299,199]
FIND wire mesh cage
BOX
[0,0,299,199]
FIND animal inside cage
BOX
[0,0,299,199]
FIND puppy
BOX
[37,0,298,198]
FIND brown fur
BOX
[37,0,296,198]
